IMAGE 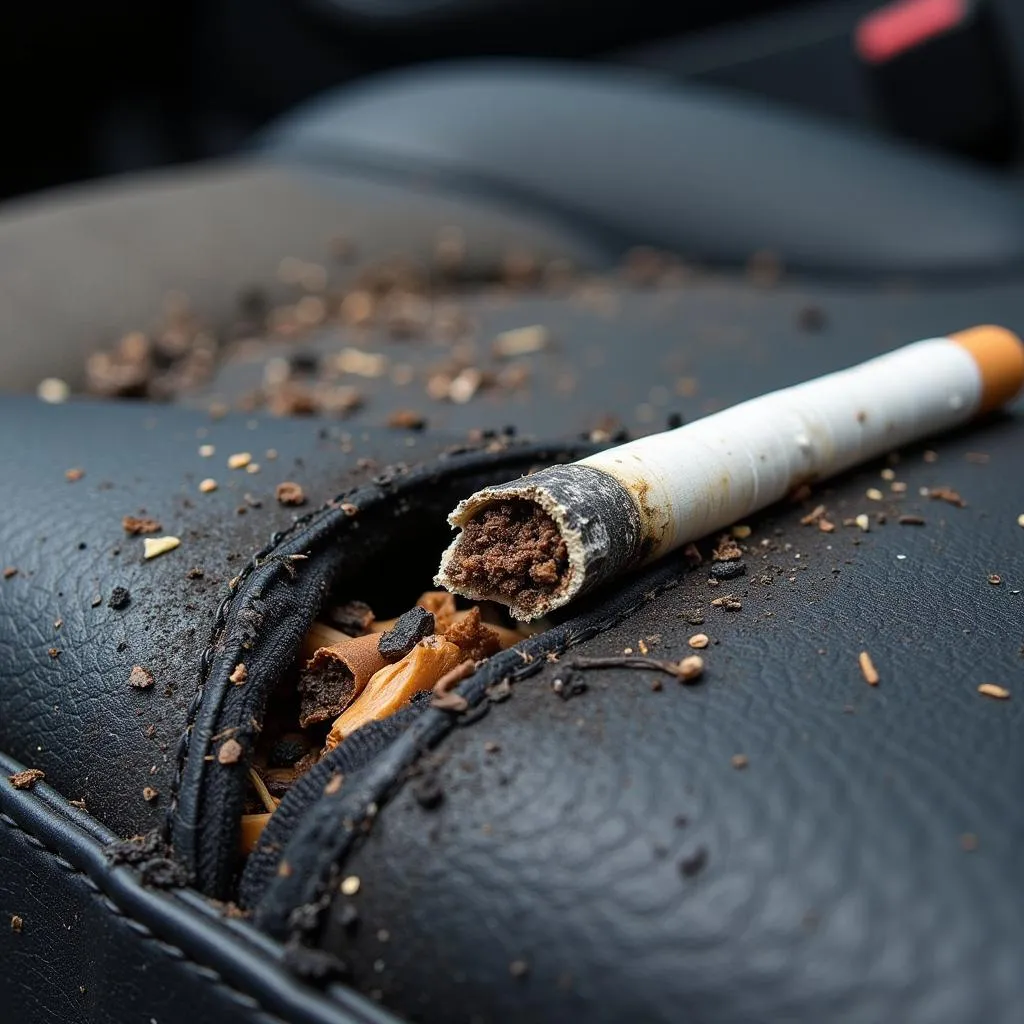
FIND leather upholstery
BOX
[2,60,1024,1024]
[0,751,390,1024]
[263,411,1024,1023]
[0,397,473,838]
[0,159,603,392]
[260,61,1024,276]
[2,264,1024,1022]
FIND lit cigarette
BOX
[437,326,1024,620]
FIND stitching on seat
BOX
[255,552,688,938]
[172,437,590,894]
[0,811,287,1024]
[166,486,341,837]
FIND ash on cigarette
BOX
[446,500,570,610]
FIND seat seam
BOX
[0,810,288,1024]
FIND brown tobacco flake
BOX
[800,504,827,526]
[978,683,1010,700]
[858,651,880,686]
[142,786,159,802]
[9,768,44,790]
[898,515,926,526]
[731,754,749,770]
[928,487,966,508]
[818,518,836,533]
[711,535,743,561]
[122,516,162,535]
[229,663,248,685]
[48,648,61,659]
[275,481,306,507]
[2,567,17,579]
[11,915,23,933]
[444,607,501,662]
[430,661,476,712]
[218,739,243,765]
[386,409,426,430]
[711,595,742,611]
[128,665,155,689]
[65,467,85,482]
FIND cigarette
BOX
[436,326,1024,620]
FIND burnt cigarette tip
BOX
[436,465,644,620]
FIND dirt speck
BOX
[129,665,155,689]
[508,959,530,979]
[122,516,162,535]
[679,846,709,878]
[275,481,306,506]
[928,486,966,508]
[411,772,444,810]
[218,738,243,764]
[386,409,426,430]
[9,768,44,790]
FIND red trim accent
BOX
[856,0,966,65]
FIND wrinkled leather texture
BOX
[261,61,1024,276]
[0,752,392,1024]
[172,436,586,897]
[303,412,1024,1024]
[4,127,1024,1023]
[0,397,471,839]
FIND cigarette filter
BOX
[436,326,1024,619]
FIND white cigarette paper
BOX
[437,326,1024,619]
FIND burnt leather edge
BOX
[0,750,395,1024]
[253,552,689,940]
[173,439,592,898]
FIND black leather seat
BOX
[1,60,1022,1024]
[259,61,1024,276]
